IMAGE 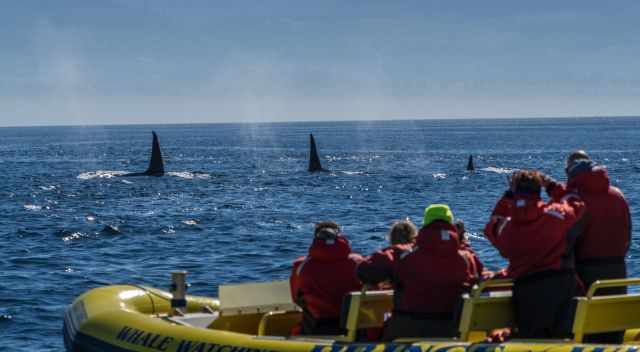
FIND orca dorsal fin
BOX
[308,133,325,172]
[145,131,165,176]
[467,155,475,171]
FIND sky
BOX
[1,1,640,126]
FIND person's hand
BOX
[486,328,511,343]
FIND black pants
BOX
[301,312,343,335]
[382,312,454,341]
[513,270,576,339]
[577,257,627,344]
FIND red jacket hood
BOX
[568,167,610,194]
[416,221,460,256]
[308,235,352,261]
[511,194,545,223]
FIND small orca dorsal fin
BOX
[145,131,165,176]
[467,155,475,171]
[308,133,325,172]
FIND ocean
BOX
[1,118,639,351]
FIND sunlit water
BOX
[1,118,639,351]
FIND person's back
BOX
[485,170,585,338]
[290,221,363,335]
[395,221,476,315]
[358,205,478,340]
[358,220,417,289]
[546,152,631,343]
[547,155,630,274]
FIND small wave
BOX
[0,314,12,322]
[62,232,86,242]
[466,232,487,241]
[432,173,447,180]
[482,166,515,174]
[39,185,56,191]
[182,219,200,226]
[167,171,210,179]
[341,171,368,176]
[77,171,126,179]
[101,225,120,235]
[121,179,133,184]
[24,204,43,211]
[326,155,381,162]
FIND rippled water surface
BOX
[1,118,640,350]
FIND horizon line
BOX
[0,114,638,129]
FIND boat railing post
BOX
[170,271,188,316]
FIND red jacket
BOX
[548,167,631,261]
[459,239,491,279]
[290,235,363,319]
[358,221,479,314]
[484,192,586,278]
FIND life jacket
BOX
[393,221,478,314]
[566,167,631,261]
[290,235,362,320]
[459,239,487,279]
[484,193,585,278]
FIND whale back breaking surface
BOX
[308,134,325,172]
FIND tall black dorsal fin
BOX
[145,131,165,176]
[308,133,325,172]
[467,155,475,171]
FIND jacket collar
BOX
[568,166,610,194]
[308,235,352,261]
[416,221,460,256]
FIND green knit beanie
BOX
[423,204,454,226]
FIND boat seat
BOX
[573,278,640,342]
[218,280,298,315]
[210,280,300,335]
[458,279,514,342]
[339,289,394,342]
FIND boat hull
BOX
[64,285,640,352]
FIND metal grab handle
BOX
[257,310,288,336]
[586,278,640,298]
[471,279,514,298]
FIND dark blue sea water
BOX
[1,118,639,351]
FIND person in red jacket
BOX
[484,170,586,338]
[544,151,631,343]
[378,219,418,289]
[455,219,495,280]
[290,221,363,335]
[358,204,480,340]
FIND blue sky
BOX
[1,1,639,126]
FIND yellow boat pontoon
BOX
[64,273,640,352]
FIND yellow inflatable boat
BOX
[64,275,640,352]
